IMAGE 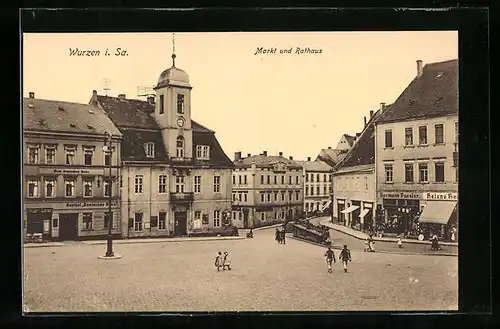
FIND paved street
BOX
[23,228,458,312]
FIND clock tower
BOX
[153,36,193,160]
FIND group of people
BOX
[275,227,286,244]
[324,245,352,273]
[214,251,231,271]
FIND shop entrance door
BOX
[59,213,79,241]
[243,211,249,228]
[174,211,187,236]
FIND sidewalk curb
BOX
[24,243,65,248]
[82,236,245,245]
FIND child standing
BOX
[324,246,336,273]
[397,237,403,248]
[339,245,352,273]
[214,251,223,271]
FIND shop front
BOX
[360,202,374,233]
[24,207,53,242]
[418,192,458,241]
[350,200,361,229]
[380,191,421,235]
[336,199,345,223]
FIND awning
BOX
[341,205,359,214]
[359,208,370,218]
[419,201,457,225]
[321,200,332,211]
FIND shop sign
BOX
[39,168,104,175]
[26,208,53,214]
[66,201,118,208]
[380,192,422,200]
[423,192,458,201]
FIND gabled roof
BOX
[23,98,122,137]
[343,134,356,147]
[316,148,348,167]
[334,110,381,171]
[234,155,302,169]
[296,160,332,172]
[376,59,458,123]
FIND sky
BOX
[23,31,458,161]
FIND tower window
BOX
[176,136,184,158]
[177,94,185,114]
[159,95,164,114]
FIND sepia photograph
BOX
[22,31,458,312]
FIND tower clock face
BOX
[176,117,185,128]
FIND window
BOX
[45,179,55,198]
[310,174,314,182]
[385,164,393,183]
[244,193,247,202]
[84,179,93,197]
[159,212,166,229]
[244,175,247,184]
[238,176,242,185]
[274,175,277,184]
[419,163,429,182]
[288,191,293,201]
[435,124,444,144]
[266,175,270,184]
[260,193,265,202]
[261,213,265,221]
[419,126,428,145]
[104,149,111,166]
[281,175,285,184]
[134,213,143,231]
[28,146,39,164]
[310,187,314,196]
[324,185,328,195]
[296,191,300,200]
[104,180,111,197]
[134,175,144,194]
[145,142,155,158]
[364,177,368,191]
[194,176,201,193]
[159,95,164,114]
[194,211,202,227]
[84,148,93,165]
[305,186,309,196]
[232,175,236,185]
[316,186,320,195]
[176,175,185,193]
[405,164,414,183]
[435,162,445,182]
[405,127,413,146]
[83,213,92,230]
[202,146,209,158]
[260,175,264,184]
[267,193,271,202]
[213,176,220,193]
[455,122,459,143]
[65,147,75,165]
[323,174,327,182]
[281,192,285,201]
[305,174,309,182]
[158,175,167,194]
[296,176,299,184]
[45,147,55,164]
[196,145,210,159]
[27,180,39,198]
[274,192,278,201]
[52,218,58,228]
[213,210,221,227]
[238,193,242,201]
[177,94,185,114]
[316,174,320,182]
[288,176,292,184]
[176,136,184,158]
[385,130,393,148]
[65,179,75,197]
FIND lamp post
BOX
[104,132,114,258]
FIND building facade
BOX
[297,158,332,216]
[333,109,381,232]
[91,52,234,238]
[232,152,303,228]
[23,94,123,241]
[374,59,458,239]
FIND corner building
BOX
[23,94,122,241]
[91,54,233,238]
[374,59,458,240]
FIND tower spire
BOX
[172,32,176,67]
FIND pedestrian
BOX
[397,236,403,248]
[281,229,286,245]
[324,246,336,273]
[214,251,223,271]
[275,228,281,244]
[222,251,231,271]
[339,245,352,273]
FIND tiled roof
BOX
[343,134,356,146]
[296,160,332,172]
[234,155,302,169]
[120,129,167,161]
[335,110,381,170]
[316,148,348,167]
[376,59,458,123]
[23,98,122,137]
[193,132,234,167]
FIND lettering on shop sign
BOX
[26,208,53,214]
[66,201,118,208]
[380,192,422,200]
[40,168,104,175]
[423,192,458,201]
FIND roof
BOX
[296,160,332,172]
[334,110,381,170]
[343,134,356,147]
[23,98,122,137]
[120,129,167,161]
[234,155,302,169]
[376,59,458,123]
[316,148,348,167]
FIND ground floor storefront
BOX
[333,197,375,233]
[232,204,302,228]
[24,198,121,242]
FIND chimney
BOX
[328,146,331,149]
[234,152,242,161]
[370,110,374,118]
[247,153,251,158]
[147,96,155,104]
[278,152,283,156]
[380,102,386,112]
[263,151,267,156]
[29,92,35,99]
[118,94,126,100]
[416,60,423,78]
[364,116,367,127]
[289,156,293,160]
[307,157,311,162]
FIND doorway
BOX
[243,211,249,228]
[174,211,187,236]
[59,213,79,241]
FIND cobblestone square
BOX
[23,228,458,312]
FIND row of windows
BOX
[335,176,369,192]
[259,174,301,185]
[259,190,301,203]
[384,122,458,148]
[131,210,221,231]
[80,212,114,230]
[305,185,331,196]
[384,161,454,183]
[305,201,328,212]
[258,211,288,221]
[158,94,185,115]
[26,144,111,166]
[232,192,248,202]
[26,178,112,198]
[134,174,221,194]
[305,173,332,182]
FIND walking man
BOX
[339,245,352,273]
[281,229,286,245]
[214,251,223,271]
[222,251,231,271]
[324,246,336,273]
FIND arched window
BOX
[176,136,184,158]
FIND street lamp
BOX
[103,131,114,258]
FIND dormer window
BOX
[144,142,155,158]
[177,94,185,114]
[176,136,184,158]
[196,145,210,159]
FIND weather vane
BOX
[172,32,176,66]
